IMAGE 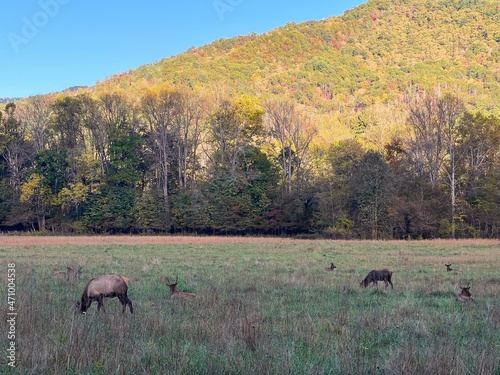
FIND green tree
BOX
[19,149,70,231]
[20,174,52,231]
[0,110,11,225]
[31,149,69,194]
[132,187,168,232]
[349,150,395,239]
[0,103,33,196]
[202,146,278,233]
[385,135,450,240]
[50,96,86,185]
[314,140,364,237]
[108,134,146,230]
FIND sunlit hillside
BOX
[97,0,500,114]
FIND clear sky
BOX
[1,0,366,98]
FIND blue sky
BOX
[1,0,366,98]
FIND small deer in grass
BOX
[445,263,462,273]
[54,267,76,281]
[164,276,197,300]
[324,263,337,271]
[457,285,475,303]
[360,269,394,289]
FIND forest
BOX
[1,86,499,239]
[1,0,500,238]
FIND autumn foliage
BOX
[1,0,500,238]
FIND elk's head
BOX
[459,285,472,297]
[325,263,337,271]
[165,276,179,294]
[74,300,84,315]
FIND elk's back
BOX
[84,274,128,297]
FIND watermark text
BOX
[7,0,71,53]
[6,263,16,368]
[213,0,243,21]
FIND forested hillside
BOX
[103,0,500,111]
[1,0,500,238]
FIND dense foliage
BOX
[99,0,500,116]
[1,0,500,238]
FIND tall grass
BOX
[1,239,499,374]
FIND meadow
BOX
[0,236,499,374]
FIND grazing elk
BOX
[78,274,133,314]
[164,276,197,300]
[360,269,394,289]
[324,263,337,271]
[457,285,475,303]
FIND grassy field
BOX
[1,236,499,374]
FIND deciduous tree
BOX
[265,100,316,194]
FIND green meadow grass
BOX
[1,239,499,374]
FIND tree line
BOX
[1,85,499,238]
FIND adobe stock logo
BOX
[213,0,243,21]
[7,0,71,54]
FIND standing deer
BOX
[164,276,197,299]
[360,269,394,289]
[456,285,475,303]
[324,263,337,271]
[78,274,133,314]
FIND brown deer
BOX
[445,263,462,273]
[456,285,475,303]
[54,267,75,281]
[324,263,337,271]
[164,276,197,300]
[360,269,394,289]
[66,267,76,281]
[54,270,67,280]
[77,274,133,314]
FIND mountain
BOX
[95,0,500,115]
